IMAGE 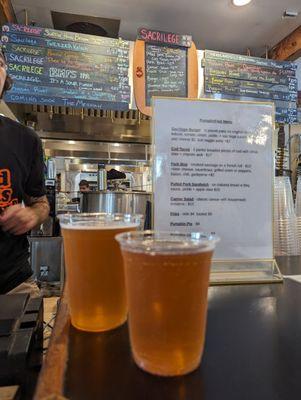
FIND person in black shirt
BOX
[0,51,50,295]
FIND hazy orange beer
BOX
[60,213,141,332]
[116,231,218,376]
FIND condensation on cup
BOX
[116,231,219,376]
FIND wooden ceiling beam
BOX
[0,0,16,25]
[269,25,301,61]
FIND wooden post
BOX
[0,0,16,24]
[33,294,70,399]
[269,25,301,60]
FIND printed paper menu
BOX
[153,98,274,260]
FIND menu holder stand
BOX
[210,259,283,285]
[152,97,280,286]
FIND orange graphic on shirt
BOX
[0,168,18,210]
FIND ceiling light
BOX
[232,0,252,6]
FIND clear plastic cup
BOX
[295,177,301,217]
[59,213,142,332]
[274,177,295,219]
[116,231,219,376]
[274,215,300,256]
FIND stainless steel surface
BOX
[68,163,97,172]
[60,164,151,193]
[9,100,151,143]
[46,158,56,179]
[81,191,151,216]
[29,237,62,282]
[30,216,54,237]
[42,139,151,164]
[57,203,80,213]
[97,169,107,191]
[36,111,151,144]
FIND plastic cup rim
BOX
[115,230,220,255]
[58,212,143,228]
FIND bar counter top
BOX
[34,256,301,400]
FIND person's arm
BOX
[24,194,50,221]
[0,195,49,235]
[25,193,50,227]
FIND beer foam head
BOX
[59,213,142,230]
[60,221,140,230]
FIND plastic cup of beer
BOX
[59,213,142,332]
[115,231,219,376]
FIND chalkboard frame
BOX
[133,39,198,116]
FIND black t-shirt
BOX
[0,116,45,293]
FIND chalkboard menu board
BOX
[1,23,131,110]
[145,43,187,106]
[133,28,198,116]
[204,50,298,124]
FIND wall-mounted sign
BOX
[153,97,274,261]
[203,50,298,124]
[137,27,192,47]
[133,28,198,116]
[1,23,131,110]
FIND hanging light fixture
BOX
[232,0,252,6]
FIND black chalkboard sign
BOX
[205,59,297,85]
[205,76,297,102]
[205,49,297,70]
[133,28,198,116]
[204,50,298,124]
[1,23,131,110]
[145,43,187,106]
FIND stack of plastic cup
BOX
[274,176,300,256]
[295,177,301,250]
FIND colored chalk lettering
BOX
[2,23,131,110]
[8,63,44,75]
[7,53,44,65]
[138,27,192,48]
[203,50,298,123]
[145,43,187,106]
